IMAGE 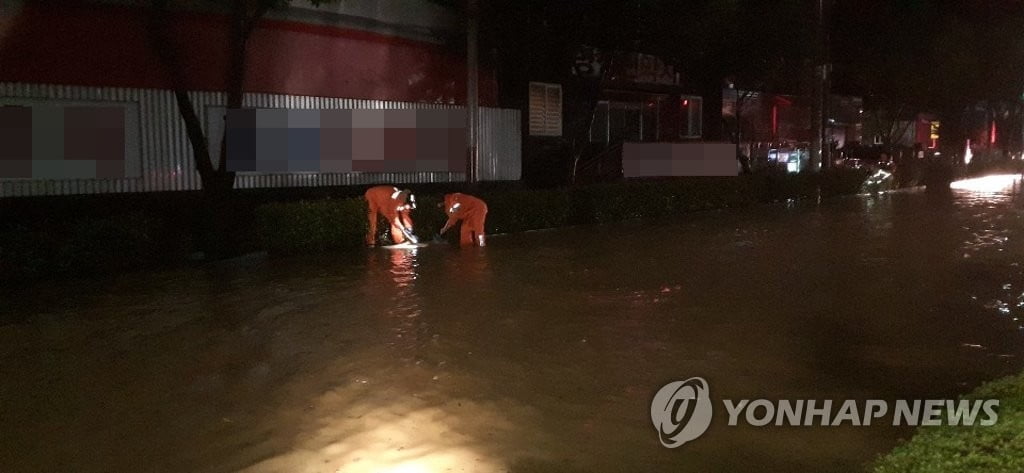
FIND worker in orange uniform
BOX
[439,193,488,247]
[364,185,418,246]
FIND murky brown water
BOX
[4,176,1024,473]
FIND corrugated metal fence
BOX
[0,82,521,197]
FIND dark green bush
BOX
[0,224,48,281]
[0,212,161,281]
[56,213,160,273]
[479,189,572,233]
[567,178,754,224]
[821,167,873,197]
[754,169,821,201]
[256,170,869,254]
[871,372,1024,473]
[0,169,871,279]
[255,198,368,254]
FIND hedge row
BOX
[0,212,166,280]
[871,372,1024,473]
[0,169,872,282]
[256,169,872,254]
[0,193,254,283]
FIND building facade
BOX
[0,0,521,197]
[724,89,864,172]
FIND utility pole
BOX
[1019,87,1024,158]
[821,0,831,170]
[810,0,830,171]
[466,0,480,184]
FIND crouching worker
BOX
[439,193,488,247]
[365,185,418,246]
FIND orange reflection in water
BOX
[386,248,420,288]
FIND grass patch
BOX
[871,373,1024,473]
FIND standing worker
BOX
[365,185,418,246]
[439,193,488,247]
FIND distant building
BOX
[724,89,863,172]
[861,112,940,150]
[587,51,704,144]
[526,49,707,183]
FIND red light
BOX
[681,99,689,107]
[771,104,778,138]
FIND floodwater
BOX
[4,176,1024,473]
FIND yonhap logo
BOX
[651,376,1001,448]
[650,377,714,448]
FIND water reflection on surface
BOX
[3,178,1024,472]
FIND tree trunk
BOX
[210,0,258,192]
[149,3,214,183]
[148,1,246,258]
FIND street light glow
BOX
[949,174,1021,193]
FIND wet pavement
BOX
[3,175,1024,473]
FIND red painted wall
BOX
[0,3,497,106]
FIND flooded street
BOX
[5,177,1024,473]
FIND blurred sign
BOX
[608,53,679,86]
[623,143,737,177]
[224,109,466,173]
[0,101,138,179]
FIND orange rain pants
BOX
[365,185,415,245]
[441,193,488,247]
